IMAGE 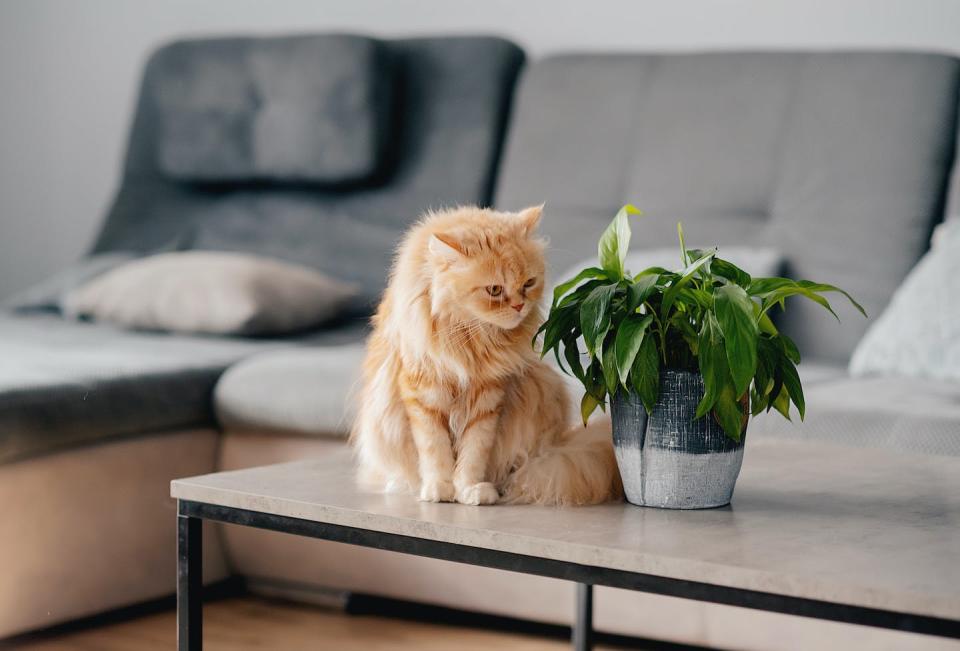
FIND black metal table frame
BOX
[177,499,960,650]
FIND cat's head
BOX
[426,205,546,330]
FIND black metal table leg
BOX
[573,582,593,651]
[178,505,202,650]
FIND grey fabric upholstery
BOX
[214,345,845,440]
[0,312,367,464]
[215,343,366,437]
[93,36,524,307]
[0,34,522,463]
[496,52,960,362]
[155,35,393,185]
[750,374,960,456]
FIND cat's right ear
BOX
[429,233,466,261]
[518,204,544,236]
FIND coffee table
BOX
[171,439,960,650]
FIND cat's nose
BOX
[511,302,525,312]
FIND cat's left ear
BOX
[518,204,544,236]
[429,232,466,261]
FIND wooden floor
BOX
[10,596,622,650]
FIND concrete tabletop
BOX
[172,438,960,621]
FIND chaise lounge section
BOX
[0,33,523,638]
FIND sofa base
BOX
[0,429,229,638]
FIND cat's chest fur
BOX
[427,377,508,438]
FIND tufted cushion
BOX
[154,35,394,185]
[496,52,960,361]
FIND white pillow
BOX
[555,246,783,288]
[64,251,356,336]
[850,220,960,382]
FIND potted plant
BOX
[538,205,865,509]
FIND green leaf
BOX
[558,278,607,308]
[750,386,768,416]
[796,280,867,317]
[755,336,780,397]
[714,283,759,397]
[539,303,577,358]
[634,266,674,280]
[626,275,659,313]
[579,283,618,357]
[758,311,778,336]
[552,267,607,308]
[686,248,714,265]
[676,287,713,310]
[779,333,801,364]
[695,313,728,419]
[712,257,751,287]
[779,357,805,420]
[584,358,607,403]
[752,278,854,323]
[631,334,660,412]
[771,386,792,421]
[597,205,642,280]
[602,341,619,395]
[580,392,601,426]
[767,366,784,414]
[660,250,716,318]
[713,384,745,442]
[677,222,690,266]
[614,314,654,386]
[563,336,585,382]
[748,277,795,296]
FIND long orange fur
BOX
[351,205,623,505]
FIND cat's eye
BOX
[523,278,537,288]
[486,285,503,297]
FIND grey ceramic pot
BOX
[610,369,746,509]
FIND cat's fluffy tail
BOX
[500,418,623,506]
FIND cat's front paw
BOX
[419,479,455,503]
[456,482,499,506]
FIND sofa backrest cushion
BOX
[495,52,960,362]
[154,35,394,185]
[92,36,524,308]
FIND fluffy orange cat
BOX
[351,205,623,506]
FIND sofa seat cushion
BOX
[215,343,366,437]
[0,313,367,463]
[750,375,960,456]
[215,344,845,440]
[155,35,394,185]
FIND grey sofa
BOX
[2,35,959,650]
[0,33,523,637]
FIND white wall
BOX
[1,0,959,299]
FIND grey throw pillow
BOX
[849,220,960,382]
[63,251,356,336]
